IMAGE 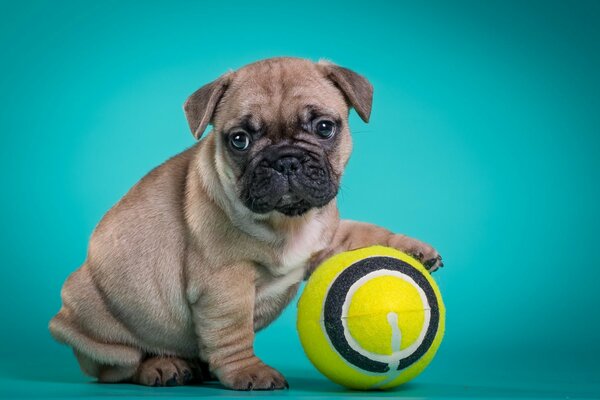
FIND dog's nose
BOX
[274,157,301,175]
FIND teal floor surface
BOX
[1,359,598,399]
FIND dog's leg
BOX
[309,219,443,276]
[73,350,139,383]
[77,352,196,386]
[51,308,143,384]
[191,263,288,391]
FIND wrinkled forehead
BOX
[214,62,348,130]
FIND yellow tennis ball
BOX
[297,245,445,390]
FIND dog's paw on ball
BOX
[387,235,443,273]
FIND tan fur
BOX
[49,57,441,390]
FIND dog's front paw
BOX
[219,362,288,390]
[388,235,444,273]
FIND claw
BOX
[183,369,192,383]
[165,373,178,386]
[424,258,437,268]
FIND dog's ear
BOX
[318,61,373,123]
[183,73,231,139]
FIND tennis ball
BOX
[297,245,445,390]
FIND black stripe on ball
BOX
[323,256,440,373]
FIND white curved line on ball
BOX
[340,269,431,365]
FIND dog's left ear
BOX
[318,61,373,123]
[183,73,231,140]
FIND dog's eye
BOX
[229,131,251,151]
[314,120,336,138]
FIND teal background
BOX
[1,0,599,398]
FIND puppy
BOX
[49,57,442,390]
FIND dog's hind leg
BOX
[75,352,195,386]
[74,349,199,386]
[50,263,147,383]
[74,350,139,383]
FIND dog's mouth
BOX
[275,196,313,216]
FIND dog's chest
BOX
[256,217,326,300]
[276,217,326,275]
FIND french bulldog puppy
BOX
[49,57,442,390]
